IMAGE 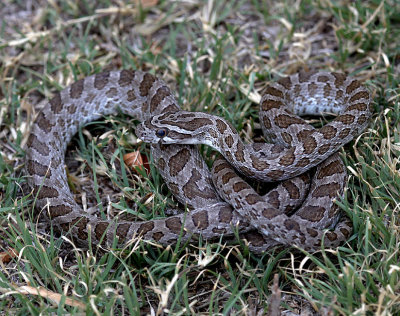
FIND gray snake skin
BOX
[25,70,371,252]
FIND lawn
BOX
[0,0,399,314]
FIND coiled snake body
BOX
[26,70,370,252]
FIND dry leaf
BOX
[11,286,86,310]
[124,151,150,174]
[0,248,18,264]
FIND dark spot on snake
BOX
[316,160,344,179]
[245,194,263,205]
[26,160,51,177]
[274,114,304,128]
[262,208,281,219]
[70,79,84,99]
[165,217,184,234]
[106,87,118,98]
[168,148,191,177]
[152,231,164,241]
[317,75,330,82]
[219,205,234,223]
[267,190,280,208]
[298,71,318,83]
[94,222,109,243]
[50,92,63,113]
[312,182,341,198]
[94,71,110,90]
[317,144,331,155]
[48,205,73,218]
[284,219,301,232]
[216,119,227,134]
[336,114,355,125]
[319,125,337,139]
[192,210,209,230]
[326,231,338,241]
[332,72,346,88]
[139,73,157,96]
[150,86,171,112]
[347,102,368,112]
[233,182,248,193]
[261,99,283,111]
[36,112,55,133]
[346,80,361,94]
[282,180,300,199]
[116,223,131,241]
[138,222,155,235]
[118,70,135,87]
[266,170,284,180]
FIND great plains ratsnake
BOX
[25,70,371,253]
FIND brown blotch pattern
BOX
[48,205,73,218]
[233,182,249,193]
[312,183,341,198]
[319,125,337,139]
[224,135,234,148]
[317,144,331,155]
[279,148,296,166]
[94,222,109,241]
[262,208,281,219]
[234,142,246,163]
[282,180,300,199]
[169,148,191,177]
[219,206,234,223]
[165,217,183,234]
[349,91,369,103]
[106,87,118,98]
[347,102,368,112]
[150,86,171,112]
[336,114,355,125]
[139,73,156,96]
[26,160,50,177]
[116,223,131,240]
[192,211,209,230]
[216,119,227,134]
[36,112,54,133]
[245,194,263,205]
[250,155,270,171]
[316,160,344,179]
[302,136,317,154]
[70,79,84,99]
[50,92,63,113]
[118,70,135,87]
[266,169,284,180]
[284,219,301,232]
[27,134,50,156]
[274,114,304,128]
[264,86,284,98]
[299,71,318,83]
[94,71,110,90]
[152,232,164,241]
[338,128,351,139]
[267,191,280,208]
[261,99,283,111]
[346,80,361,94]
[297,206,325,222]
[138,222,155,235]
[332,72,346,88]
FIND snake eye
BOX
[156,128,168,138]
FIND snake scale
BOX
[25,70,371,253]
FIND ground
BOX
[0,0,399,315]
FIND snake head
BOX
[135,111,218,147]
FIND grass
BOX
[0,0,399,314]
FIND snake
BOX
[25,70,371,253]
